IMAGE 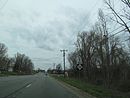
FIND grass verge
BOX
[52,75,129,98]
[0,71,38,77]
[0,72,17,77]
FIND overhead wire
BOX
[99,26,130,43]
[108,28,127,38]
[0,0,8,11]
[70,0,130,47]
[108,21,130,35]
[70,0,100,46]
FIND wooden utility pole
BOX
[60,49,68,77]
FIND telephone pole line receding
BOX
[60,49,68,77]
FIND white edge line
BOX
[26,84,32,88]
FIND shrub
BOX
[118,80,130,92]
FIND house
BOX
[8,66,13,72]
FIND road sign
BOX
[76,64,83,71]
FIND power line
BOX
[0,0,8,11]
[32,56,60,61]
[121,37,130,43]
[99,26,130,46]
[70,3,130,47]
[108,21,130,35]
[70,0,100,45]
[125,38,130,42]
[85,25,130,44]
[108,28,126,38]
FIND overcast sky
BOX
[0,0,104,70]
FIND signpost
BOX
[76,64,83,80]
[77,64,83,71]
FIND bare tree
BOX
[13,53,34,74]
[56,64,62,74]
[105,0,130,33]
[121,0,130,8]
[0,43,8,70]
[0,43,7,58]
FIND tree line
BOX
[47,63,63,74]
[68,0,130,92]
[0,43,34,74]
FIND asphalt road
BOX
[0,73,79,98]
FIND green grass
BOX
[0,72,17,77]
[53,75,129,98]
[0,71,37,77]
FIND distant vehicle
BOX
[45,72,48,76]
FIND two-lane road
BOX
[0,73,80,98]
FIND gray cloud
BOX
[0,0,103,70]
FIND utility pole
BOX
[53,63,55,70]
[60,49,68,77]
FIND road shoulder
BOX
[51,76,96,98]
